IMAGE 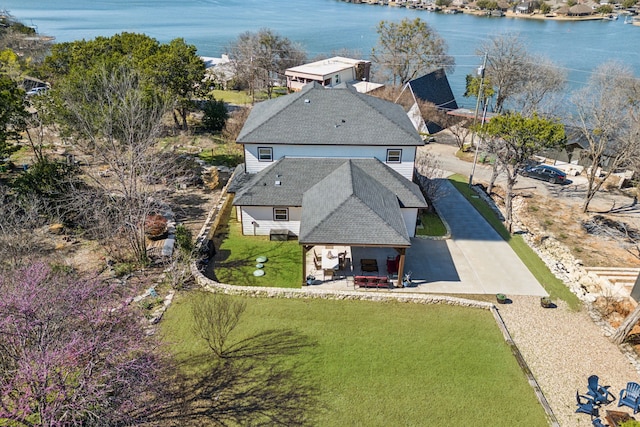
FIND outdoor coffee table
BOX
[606,410,634,426]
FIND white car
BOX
[26,86,48,96]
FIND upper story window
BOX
[386,149,402,164]
[335,74,340,84]
[273,208,289,221]
[258,147,273,162]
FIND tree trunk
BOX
[487,161,500,195]
[612,303,640,344]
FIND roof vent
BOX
[304,99,310,103]
[275,180,281,186]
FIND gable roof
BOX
[232,157,427,210]
[408,69,458,135]
[299,161,411,246]
[236,82,422,146]
[408,69,458,113]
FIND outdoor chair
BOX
[576,391,599,417]
[323,269,334,281]
[313,249,321,263]
[592,418,608,427]
[587,375,615,405]
[618,382,640,414]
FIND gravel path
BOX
[498,296,640,426]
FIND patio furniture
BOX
[360,258,378,272]
[354,275,391,289]
[313,250,321,263]
[576,391,599,417]
[322,249,339,270]
[588,375,615,405]
[618,382,640,414]
[338,252,347,270]
[323,269,334,281]
[592,418,608,427]
[314,257,321,270]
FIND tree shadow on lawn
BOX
[144,329,322,426]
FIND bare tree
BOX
[372,18,454,86]
[56,63,172,262]
[480,34,565,114]
[571,61,640,213]
[511,55,566,117]
[228,29,306,100]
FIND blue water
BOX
[3,0,639,107]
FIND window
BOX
[258,147,273,162]
[386,149,402,163]
[273,208,289,221]
[335,74,340,84]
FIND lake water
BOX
[3,0,640,107]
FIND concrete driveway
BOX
[404,179,547,296]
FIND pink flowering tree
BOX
[0,263,167,426]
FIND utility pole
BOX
[468,52,488,187]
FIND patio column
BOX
[302,245,309,285]
[396,248,406,287]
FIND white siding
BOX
[401,208,419,238]
[240,206,301,236]
[244,144,416,179]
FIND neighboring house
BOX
[285,56,373,92]
[515,1,535,13]
[201,55,235,90]
[229,82,428,281]
[396,69,459,135]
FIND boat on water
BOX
[602,13,618,21]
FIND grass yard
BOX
[213,208,302,288]
[162,292,549,426]
[416,210,447,236]
[448,174,581,310]
[210,89,252,105]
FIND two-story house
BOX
[228,82,427,281]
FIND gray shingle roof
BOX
[236,82,422,146]
[232,158,426,210]
[299,161,411,246]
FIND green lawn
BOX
[214,208,302,288]
[416,211,447,236]
[448,174,581,310]
[211,89,252,104]
[162,292,549,426]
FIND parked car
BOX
[519,165,567,184]
[26,86,48,96]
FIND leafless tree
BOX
[570,61,640,213]
[480,34,565,114]
[228,28,306,100]
[510,55,566,117]
[0,187,49,269]
[56,64,173,262]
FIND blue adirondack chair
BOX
[576,391,598,417]
[587,375,615,405]
[619,382,640,414]
[592,418,608,427]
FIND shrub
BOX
[202,99,228,132]
[175,224,194,254]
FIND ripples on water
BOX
[4,0,640,105]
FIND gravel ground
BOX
[498,296,640,426]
